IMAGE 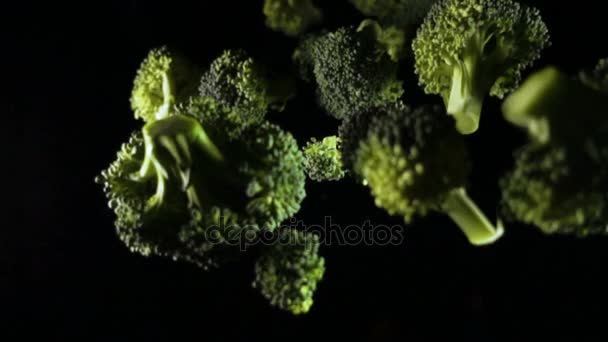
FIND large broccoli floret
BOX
[502,66,608,145]
[500,142,608,236]
[339,102,503,245]
[99,55,306,268]
[412,0,550,134]
[302,136,345,182]
[130,47,200,123]
[97,108,307,267]
[263,0,322,37]
[579,58,608,94]
[199,50,294,127]
[293,20,404,120]
[253,229,325,315]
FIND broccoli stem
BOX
[441,188,504,246]
[446,58,484,135]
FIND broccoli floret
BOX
[253,229,325,314]
[500,142,608,236]
[302,136,346,182]
[579,58,608,94]
[339,102,503,245]
[97,99,306,268]
[350,0,437,27]
[263,0,322,37]
[502,66,608,145]
[199,50,294,127]
[293,20,404,120]
[131,47,200,122]
[412,0,550,134]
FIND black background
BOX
[12,0,608,340]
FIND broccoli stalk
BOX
[442,188,503,245]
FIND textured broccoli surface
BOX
[199,50,293,126]
[263,0,322,37]
[500,142,608,236]
[339,102,502,245]
[293,21,403,120]
[130,47,200,123]
[253,229,325,314]
[413,0,550,134]
[303,136,345,182]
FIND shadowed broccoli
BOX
[253,229,325,314]
[303,136,345,181]
[579,58,608,94]
[350,0,437,27]
[412,0,550,134]
[500,65,608,236]
[293,20,404,120]
[199,49,294,127]
[500,142,608,236]
[263,0,322,37]
[339,102,503,245]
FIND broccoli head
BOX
[502,66,608,145]
[302,136,346,182]
[500,142,608,236]
[130,47,200,122]
[339,102,503,245]
[253,229,325,314]
[199,50,294,127]
[579,58,608,94]
[413,0,550,134]
[97,99,306,268]
[263,0,322,37]
[293,20,404,120]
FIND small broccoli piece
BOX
[97,97,306,267]
[500,142,608,236]
[263,0,322,37]
[303,136,345,181]
[350,0,437,27]
[502,66,608,145]
[253,229,325,314]
[199,50,294,127]
[131,47,200,122]
[413,0,550,134]
[339,102,503,245]
[293,21,403,120]
[579,58,608,94]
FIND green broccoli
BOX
[302,136,345,182]
[253,229,325,314]
[263,0,322,37]
[412,0,550,134]
[579,58,608,94]
[500,65,608,236]
[97,49,306,268]
[293,20,404,120]
[502,66,608,145]
[339,102,503,245]
[130,47,200,123]
[500,142,608,236]
[199,49,294,127]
